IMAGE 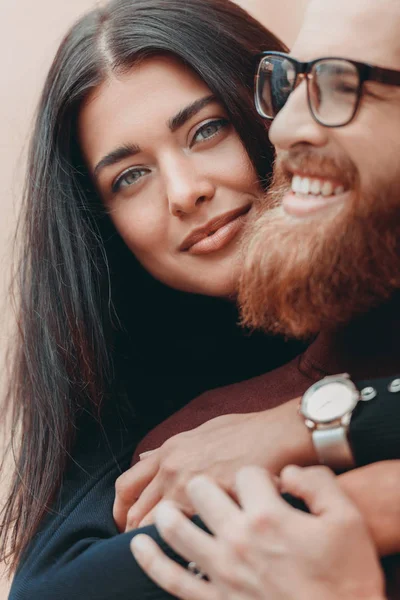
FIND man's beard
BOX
[238,149,400,339]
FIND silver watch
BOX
[299,373,360,471]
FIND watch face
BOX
[303,382,358,423]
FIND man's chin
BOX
[237,189,400,339]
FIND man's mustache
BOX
[274,146,357,187]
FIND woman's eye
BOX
[191,118,229,147]
[112,168,148,193]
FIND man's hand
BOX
[338,460,400,556]
[114,399,316,531]
[130,466,385,600]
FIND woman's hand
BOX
[113,400,316,531]
[130,465,386,600]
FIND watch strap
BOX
[312,426,356,471]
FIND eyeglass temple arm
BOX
[368,65,400,86]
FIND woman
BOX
[1,1,301,598]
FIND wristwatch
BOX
[299,373,361,472]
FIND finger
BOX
[280,465,351,517]
[138,495,195,528]
[138,506,157,528]
[131,534,216,600]
[186,475,242,535]
[155,500,217,571]
[125,476,163,531]
[235,466,286,515]
[113,455,160,531]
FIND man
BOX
[114,0,400,520]
[113,0,400,595]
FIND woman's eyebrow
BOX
[93,143,141,179]
[168,94,217,132]
[93,94,217,180]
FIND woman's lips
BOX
[180,204,252,254]
[187,212,248,255]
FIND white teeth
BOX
[321,181,334,197]
[310,179,322,195]
[291,175,345,198]
[291,175,302,194]
[300,177,310,194]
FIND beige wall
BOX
[0,1,308,597]
[236,0,309,47]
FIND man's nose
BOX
[269,80,329,152]
[165,155,215,217]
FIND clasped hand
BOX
[130,465,385,600]
[113,399,313,531]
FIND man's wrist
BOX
[286,398,320,467]
[260,398,319,471]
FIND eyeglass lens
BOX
[257,56,361,127]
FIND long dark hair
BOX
[0,0,285,571]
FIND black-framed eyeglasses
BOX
[255,51,400,128]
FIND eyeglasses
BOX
[255,51,400,128]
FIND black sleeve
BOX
[350,374,400,466]
[8,408,195,600]
[7,442,306,600]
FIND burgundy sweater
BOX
[133,300,400,599]
[135,300,400,456]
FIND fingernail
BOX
[131,534,151,556]
[155,501,177,528]
[282,465,301,478]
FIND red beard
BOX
[238,149,400,338]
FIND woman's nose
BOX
[166,158,216,217]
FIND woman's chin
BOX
[158,273,238,298]
[147,251,241,298]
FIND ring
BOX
[187,561,208,581]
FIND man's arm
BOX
[349,375,400,466]
[337,461,400,556]
[114,398,317,530]
[114,375,400,532]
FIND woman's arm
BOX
[8,445,196,600]
[8,409,187,600]
[12,460,398,600]
[12,375,400,600]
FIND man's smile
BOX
[281,173,350,218]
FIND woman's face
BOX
[79,56,262,297]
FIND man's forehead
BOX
[292,0,400,69]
